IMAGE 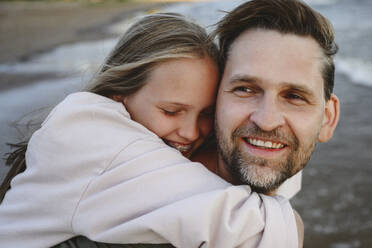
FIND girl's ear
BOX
[112,95,125,103]
[318,94,340,142]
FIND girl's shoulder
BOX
[40,92,158,143]
[27,92,163,171]
[46,92,130,122]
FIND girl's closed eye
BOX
[161,108,182,116]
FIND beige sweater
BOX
[0,92,298,248]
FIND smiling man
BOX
[213,0,340,196]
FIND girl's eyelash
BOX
[162,109,179,115]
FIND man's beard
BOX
[216,122,317,194]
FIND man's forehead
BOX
[222,29,325,96]
[229,28,321,54]
[227,30,322,68]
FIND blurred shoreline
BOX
[0,1,170,63]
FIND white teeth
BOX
[275,143,283,149]
[166,141,192,152]
[257,140,265,147]
[248,138,284,149]
[264,141,272,147]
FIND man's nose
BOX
[178,117,200,142]
[250,96,285,131]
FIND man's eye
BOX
[232,86,253,96]
[234,86,251,92]
[285,93,308,103]
[286,93,304,100]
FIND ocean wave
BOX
[336,57,372,87]
[0,39,116,75]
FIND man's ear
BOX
[318,94,340,142]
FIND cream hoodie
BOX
[0,92,298,248]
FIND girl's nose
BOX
[177,117,200,142]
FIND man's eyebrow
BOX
[228,74,260,85]
[230,75,315,93]
[228,75,317,97]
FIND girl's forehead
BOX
[137,57,219,107]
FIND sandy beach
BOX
[0,1,371,247]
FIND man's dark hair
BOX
[214,0,338,100]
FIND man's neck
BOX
[190,144,217,173]
[191,144,242,184]
[216,154,238,184]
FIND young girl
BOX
[0,13,298,248]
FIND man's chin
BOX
[237,164,289,194]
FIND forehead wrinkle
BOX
[228,74,262,85]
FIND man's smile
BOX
[243,137,286,149]
[240,136,289,160]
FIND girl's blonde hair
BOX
[88,12,220,97]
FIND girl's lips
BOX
[164,140,193,153]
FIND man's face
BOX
[215,29,338,193]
